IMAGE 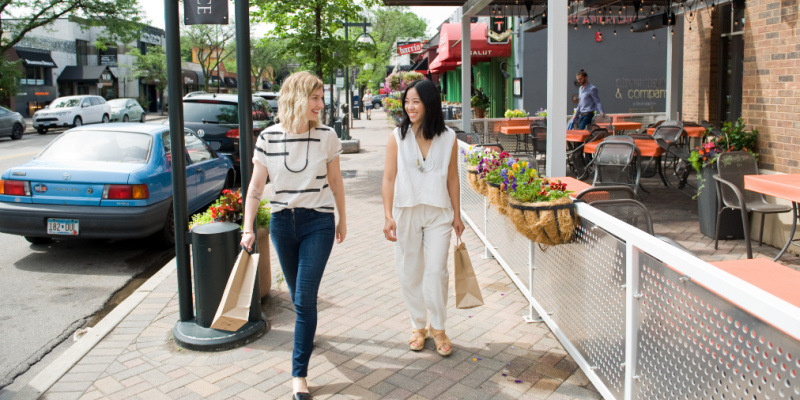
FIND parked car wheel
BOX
[73,116,82,127]
[122,114,129,122]
[224,171,235,189]
[140,113,146,123]
[157,205,175,246]
[102,114,110,123]
[11,123,24,140]
[25,236,53,244]
[37,128,48,135]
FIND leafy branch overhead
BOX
[182,24,236,90]
[250,0,380,78]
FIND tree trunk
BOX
[314,1,322,78]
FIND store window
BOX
[76,40,89,66]
[99,46,118,67]
[21,66,47,86]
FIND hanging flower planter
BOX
[487,182,510,215]
[507,197,579,245]
[466,165,487,195]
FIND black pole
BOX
[164,0,191,322]
[329,70,335,126]
[235,0,254,225]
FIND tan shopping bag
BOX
[454,238,484,309]
[210,247,258,331]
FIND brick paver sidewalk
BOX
[38,110,602,400]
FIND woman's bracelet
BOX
[242,231,254,235]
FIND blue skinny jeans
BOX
[270,208,335,377]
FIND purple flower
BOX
[506,159,514,167]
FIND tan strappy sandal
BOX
[409,327,427,351]
[428,327,452,356]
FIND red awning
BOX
[438,23,512,64]
[429,54,459,74]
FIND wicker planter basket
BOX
[507,197,579,245]
[466,166,487,195]
[486,182,510,215]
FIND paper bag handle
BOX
[241,245,253,255]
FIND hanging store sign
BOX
[397,42,422,56]
[184,0,229,25]
[488,17,511,44]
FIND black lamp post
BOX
[341,18,373,136]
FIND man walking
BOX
[573,69,604,130]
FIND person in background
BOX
[573,69,605,130]
[381,79,465,357]
[241,71,346,400]
[364,89,374,120]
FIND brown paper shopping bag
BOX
[210,247,259,331]
[454,238,484,309]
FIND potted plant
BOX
[471,89,490,119]
[503,109,529,118]
[505,169,578,246]
[461,145,491,194]
[479,150,514,215]
[189,189,274,298]
[688,117,758,239]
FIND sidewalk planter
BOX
[466,166,487,195]
[507,197,579,245]
[697,167,744,240]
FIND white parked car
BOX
[32,95,112,134]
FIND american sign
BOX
[397,42,422,56]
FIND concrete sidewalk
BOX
[22,110,602,400]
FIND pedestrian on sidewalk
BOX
[241,71,347,400]
[572,69,605,130]
[381,79,465,357]
[363,89,374,120]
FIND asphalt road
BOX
[0,127,173,390]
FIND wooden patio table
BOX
[566,130,591,143]
[647,126,707,138]
[744,174,800,261]
[709,258,800,310]
[549,176,592,198]
[499,125,531,152]
[596,121,642,132]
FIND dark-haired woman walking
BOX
[381,79,464,356]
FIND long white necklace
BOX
[414,131,435,173]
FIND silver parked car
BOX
[0,106,25,140]
[108,98,146,122]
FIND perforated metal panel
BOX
[534,219,627,398]
[635,252,800,400]
[459,163,485,238]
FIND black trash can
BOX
[190,222,260,328]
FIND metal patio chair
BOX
[588,136,642,196]
[713,151,792,259]
[591,199,692,253]
[592,114,614,134]
[456,131,483,145]
[528,126,547,175]
[567,128,609,180]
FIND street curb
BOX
[13,259,178,400]
[341,138,360,154]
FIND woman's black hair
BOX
[399,79,445,140]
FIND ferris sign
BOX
[397,42,422,56]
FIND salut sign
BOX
[184,0,229,25]
[397,42,422,56]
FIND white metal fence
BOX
[457,140,800,400]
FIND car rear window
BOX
[51,98,81,108]
[36,130,152,163]
[184,101,239,124]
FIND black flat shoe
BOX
[292,393,311,400]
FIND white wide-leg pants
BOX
[393,204,454,331]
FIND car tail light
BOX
[0,180,31,196]
[226,128,240,139]
[103,184,149,200]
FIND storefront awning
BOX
[429,55,459,74]
[438,23,512,63]
[182,70,198,86]
[410,57,429,74]
[58,66,115,83]
[225,77,237,88]
[15,48,57,68]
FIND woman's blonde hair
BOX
[278,71,324,134]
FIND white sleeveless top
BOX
[393,126,456,209]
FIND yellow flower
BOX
[530,169,537,178]
[512,163,519,172]
[508,170,515,177]
[468,145,473,152]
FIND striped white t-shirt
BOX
[253,123,342,213]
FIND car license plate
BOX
[209,141,221,150]
[47,218,79,235]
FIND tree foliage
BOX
[249,38,292,90]
[182,24,236,90]
[355,6,428,91]
[0,59,23,101]
[129,46,167,114]
[251,0,380,79]
[0,0,146,55]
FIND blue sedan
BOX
[0,123,234,245]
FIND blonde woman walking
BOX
[241,71,346,400]
[382,79,464,356]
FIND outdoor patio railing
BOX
[457,140,800,400]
